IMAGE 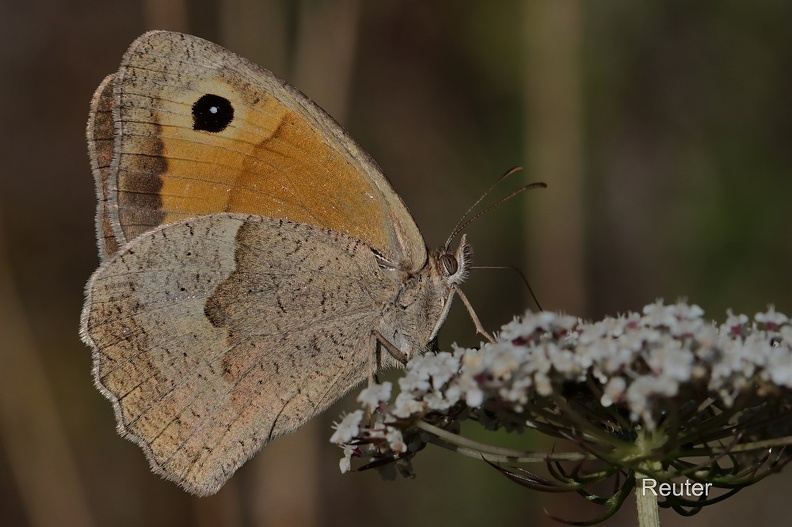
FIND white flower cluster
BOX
[332,301,792,471]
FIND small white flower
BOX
[391,391,426,419]
[578,319,610,344]
[781,326,792,347]
[424,390,452,410]
[330,410,364,444]
[766,343,792,387]
[525,346,552,375]
[547,343,578,374]
[602,341,635,374]
[626,375,679,427]
[428,352,461,390]
[357,382,392,409]
[693,323,719,350]
[555,313,580,332]
[601,377,626,407]
[672,301,704,320]
[533,372,553,396]
[339,446,356,473]
[488,344,524,379]
[458,376,485,407]
[723,309,749,333]
[386,427,407,453]
[461,349,485,375]
[500,311,551,340]
[643,300,676,328]
[647,341,693,382]
[398,367,431,393]
[756,305,789,328]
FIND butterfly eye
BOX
[440,253,459,276]
[192,94,234,133]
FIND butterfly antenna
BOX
[444,166,525,250]
[471,265,543,311]
[445,177,548,251]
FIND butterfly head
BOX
[422,234,472,341]
[436,233,471,287]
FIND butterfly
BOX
[80,30,472,495]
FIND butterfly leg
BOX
[372,330,409,365]
[361,332,408,424]
[363,330,408,394]
[371,337,382,386]
[456,289,496,343]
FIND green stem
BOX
[415,420,590,463]
[635,472,660,527]
[635,430,661,527]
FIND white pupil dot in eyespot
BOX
[210,106,218,114]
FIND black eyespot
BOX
[440,253,458,276]
[192,94,234,133]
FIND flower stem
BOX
[635,472,660,527]
[415,420,589,462]
[635,429,661,527]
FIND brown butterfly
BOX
[81,30,473,495]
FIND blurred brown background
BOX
[1,1,791,526]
